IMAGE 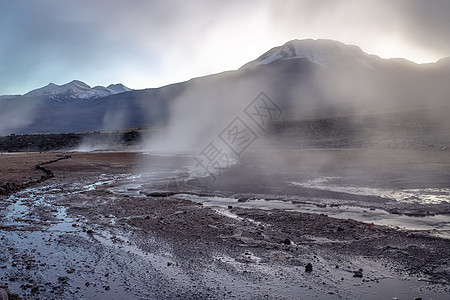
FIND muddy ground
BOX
[0,151,449,299]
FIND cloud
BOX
[400,0,450,55]
[265,0,450,62]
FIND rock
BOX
[305,263,313,272]
[142,191,178,197]
[353,269,363,278]
[283,238,292,245]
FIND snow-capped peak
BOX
[241,39,372,69]
[24,80,132,101]
[107,84,133,93]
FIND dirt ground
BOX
[0,151,449,299]
[0,153,58,184]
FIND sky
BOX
[1,0,450,95]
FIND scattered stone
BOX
[20,283,33,289]
[305,263,313,272]
[6,292,21,300]
[58,276,69,283]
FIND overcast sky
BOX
[1,0,450,95]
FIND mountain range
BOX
[17,80,131,102]
[0,39,449,138]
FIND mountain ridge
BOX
[0,38,449,136]
[22,80,132,101]
[239,38,439,70]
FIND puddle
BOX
[174,194,450,237]
[0,179,198,299]
[92,231,190,286]
[290,177,450,205]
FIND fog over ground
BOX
[0,1,449,168]
[143,44,450,153]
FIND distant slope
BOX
[3,82,185,134]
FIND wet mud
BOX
[0,151,449,299]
